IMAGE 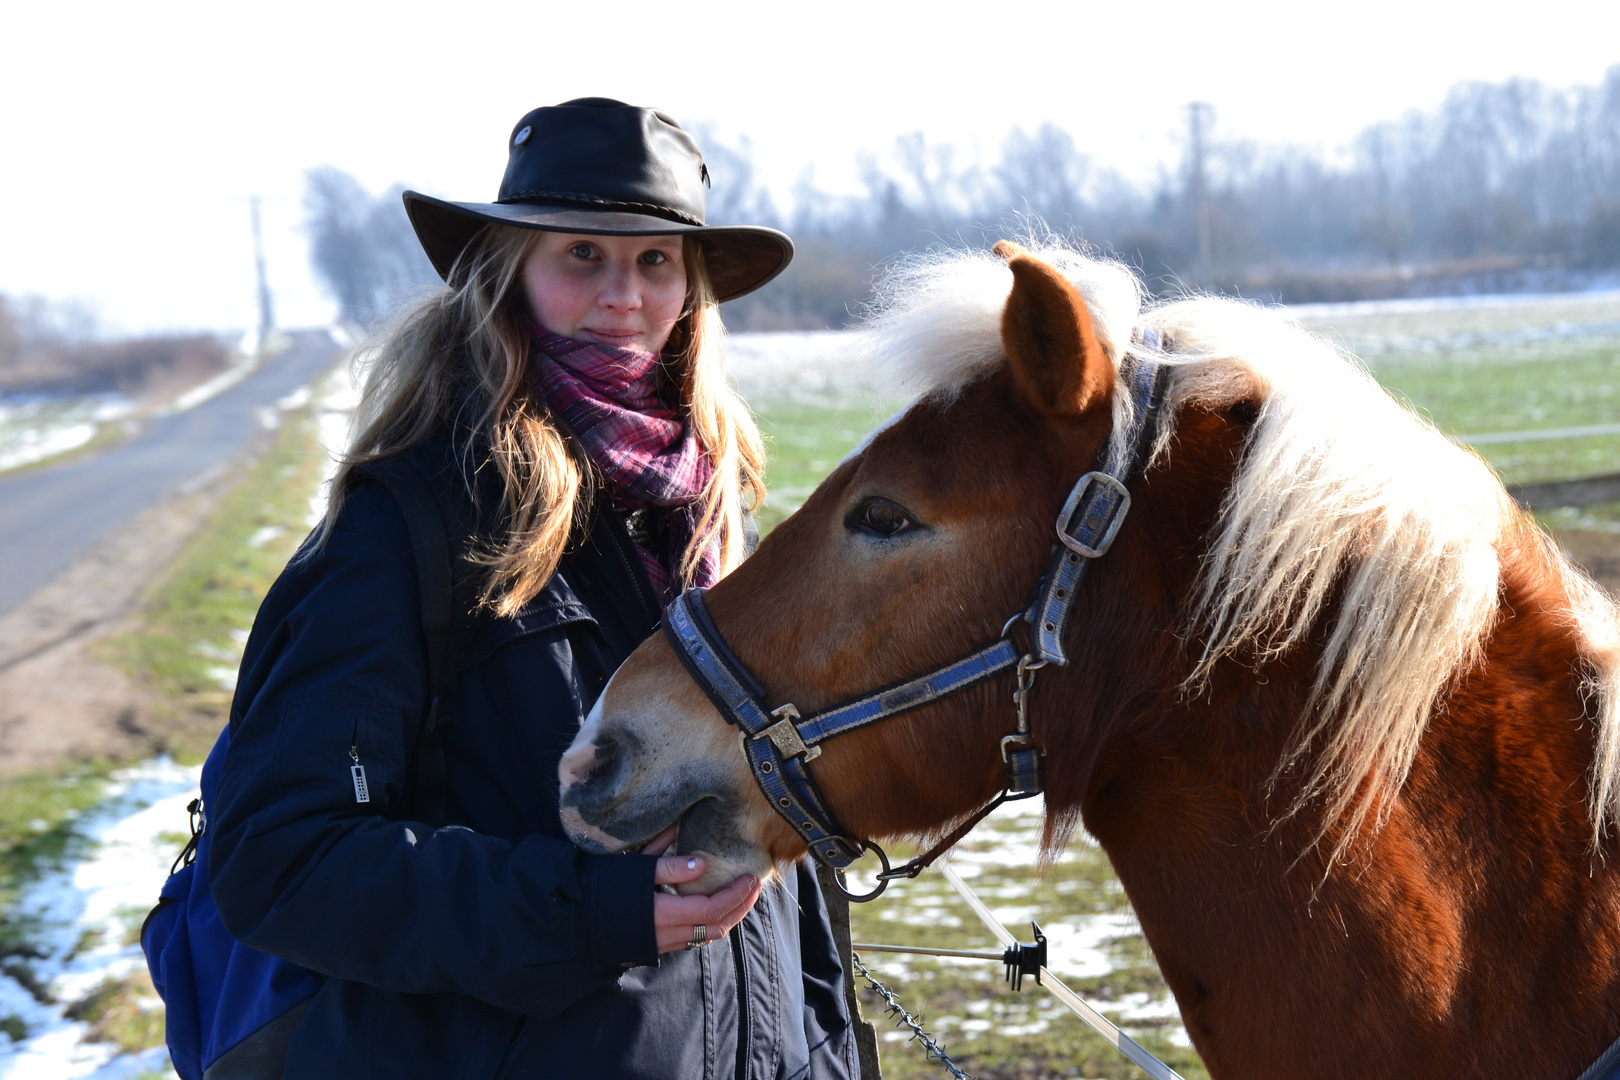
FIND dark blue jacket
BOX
[207,444,856,1079]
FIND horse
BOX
[558,241,1620,1080]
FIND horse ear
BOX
[994,240,1112,419]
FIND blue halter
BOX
[663,338,1168,900]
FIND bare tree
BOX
[305,167,440,327]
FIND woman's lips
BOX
[580,328,642,346]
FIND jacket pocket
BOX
[273,696,408,812]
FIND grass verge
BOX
[101,405,331,762]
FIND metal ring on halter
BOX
[827,841,893,902]
[685,924,708,949]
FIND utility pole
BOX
[249,197,274,351]
[1187,102,1215,286]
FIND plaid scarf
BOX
[530,331,718,601]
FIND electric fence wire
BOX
[850,950,973,1080]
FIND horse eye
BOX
[852,498,914,538]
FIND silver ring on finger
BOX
[685,924,709,950]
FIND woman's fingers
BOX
[653,874,764,954]
[652,852,707,887]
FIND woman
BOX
[206,99,857,1078]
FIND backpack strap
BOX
[349,446,477,828]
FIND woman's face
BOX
[523,232,688,352]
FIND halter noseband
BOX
[663,337,1168,900]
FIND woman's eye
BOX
[640,250,668,265]
[569,243,595,259]
[854,499,913,538]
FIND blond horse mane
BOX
[863,243,1620,854]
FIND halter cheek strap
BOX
[664,588,869,868]
[662,334,1168,899]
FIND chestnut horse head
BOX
[562,242,1620,1078]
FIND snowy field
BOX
[0,761,198,1080]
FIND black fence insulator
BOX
[1001,921,1046,991]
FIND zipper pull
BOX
[350,745,371,804]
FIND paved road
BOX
[0,329,343,618]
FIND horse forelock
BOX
[859,242,1620,855]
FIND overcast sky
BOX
[2,0,1616,336]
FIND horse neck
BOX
[1056,422,1620,1079]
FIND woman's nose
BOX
[597,263,644,311]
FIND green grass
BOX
[0,766,112,971]
[842,806,1206,1080]
[752,397,901,532]
[1371,342,1620,485]
[64,973,166,1055]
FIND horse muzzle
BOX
[558,672,777,890]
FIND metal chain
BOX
[850,950,973,1080]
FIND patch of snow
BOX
[0,759,200,1079]
[275,387,311,412]
[245,525,286,549]
[0,422,96,471]
[305,355,360,527]
[1114,991,1182,1021]
[164,352,262,415]
[0,392,132,475]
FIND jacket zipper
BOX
[598,506,661,624]
[729,924,751,1080]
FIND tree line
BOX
[0,293,228,397]
[307,65,1620,330]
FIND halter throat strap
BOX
[661,338,1168,897]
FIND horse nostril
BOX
[585,734,622,784]
[560,729,628,793]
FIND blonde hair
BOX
[323,226,766,617]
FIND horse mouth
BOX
[597,800,705,857]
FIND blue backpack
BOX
[142,452,471,1079]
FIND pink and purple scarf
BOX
[529,331,718,601]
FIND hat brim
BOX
[402,191,793,303]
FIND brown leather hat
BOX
[403,98,793,302]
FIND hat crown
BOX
[497,99,707,227]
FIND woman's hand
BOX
[642,825,763,954]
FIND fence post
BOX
[816,863,883,1079]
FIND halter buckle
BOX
[1055,471,1131,558]
[999,733,1032,761]
[755,704,821,761]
